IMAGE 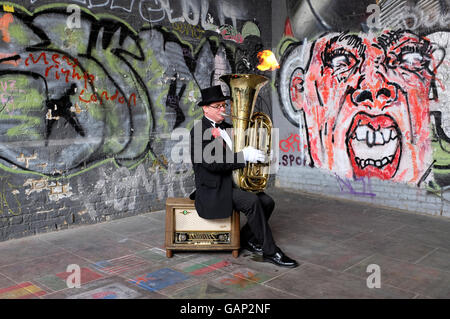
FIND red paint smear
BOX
[284,17,293,37]
[92,291,117,299]
[348,113,397,131]
[407,142,419,182]
[0,282,34,294]
[190,260,230,276]
[0,282,46,298]
[0,52,19,66]
[0,13,13,43]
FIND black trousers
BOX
[232,188,277,255]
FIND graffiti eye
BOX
[330,54,355,73]
[403,52,422,64]
[400,52,426,71]
[332,55,349,67]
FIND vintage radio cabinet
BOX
[165,198,240,258]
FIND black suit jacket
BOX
[190,116,246,219]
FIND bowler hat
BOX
[197,85,230,107]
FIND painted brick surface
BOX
[272,0,450,219]
[0,0,272,241]
[276,166,446,217]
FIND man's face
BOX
[291,31,442,182]
[203,101,227,123]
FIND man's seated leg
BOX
[257,192,275,221]
[241,192,275,254]
[240,222,263,254]
[233,188,298,268]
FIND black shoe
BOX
[263,250,299,268]
[242,240,263,254]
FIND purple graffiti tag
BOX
[335,174,376,197]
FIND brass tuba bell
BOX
[220,74,272,192]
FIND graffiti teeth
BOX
[355,126,369,141]
[349,121,400,170]
[375,131,383,144]
[351,138,398,161]
[382,128,392,143]
[357,156,392,169]
[353,125,398,145]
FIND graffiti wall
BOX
[275,0,450,214]
[0,0,272,240]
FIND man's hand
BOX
[242,146,266,163]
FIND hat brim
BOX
[198,96,231,107]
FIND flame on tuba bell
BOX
[219,74,272,192]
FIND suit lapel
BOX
[202,116,213,130]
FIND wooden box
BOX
[165,198,240,258]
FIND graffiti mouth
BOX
[346,112,402,179]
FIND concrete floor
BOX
[0,187,449,299]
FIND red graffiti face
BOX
[291,31,442,182]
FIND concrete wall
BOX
[0,0,272,241]
[273,0,450,217]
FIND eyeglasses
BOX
[209,103,227,109]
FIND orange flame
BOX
[257,50,280,71]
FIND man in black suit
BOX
[189,85,298,268]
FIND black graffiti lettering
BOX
[0,2,263,176]
[281,155,288,166]
[45,83,85,146]
[166,75,186,129]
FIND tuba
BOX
[220,74,272,192]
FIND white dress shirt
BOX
[205,115,232,150]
